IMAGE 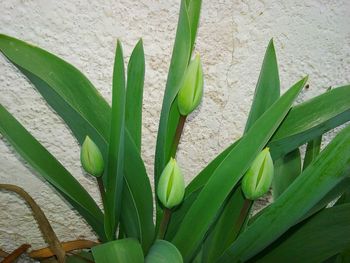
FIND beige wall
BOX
[1,0,349,252]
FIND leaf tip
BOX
[302,75,309,85]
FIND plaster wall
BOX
[0,0,349,253]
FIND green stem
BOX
[170,115,187,158]
[97,177,106,207]
[157,208,172,239]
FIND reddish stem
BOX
[233,199,252,236]
[157,208,172,239]
[170,115,187,158]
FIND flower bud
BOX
[157,158,185,209]
[177,54,204,116]
[242,148,274,200]
[81,136,104,177]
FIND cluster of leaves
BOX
[1,0,350,262]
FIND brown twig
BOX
[0,248,9,258]
[2,244,30,263]
[0,184,65,262]
[29,239,98,259]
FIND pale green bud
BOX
[80,136,104,177]
[242,148,274,200]
[157,158,185,209]
[177,54,204,116]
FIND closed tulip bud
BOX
[81,136,104,177]
[242,148,274,200]
[157,158,185,209]
[177,54,204,116]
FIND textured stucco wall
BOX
[1,0,349,254]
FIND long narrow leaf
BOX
[186,0,202,54]
[269,85,350,158]
[154,0,202,229]
[165,188,201,240]
[250,178,350,227]
[170,86,349,252]
[0,105,105,239]
[0,35,154,246]
[272,149,302,200]
[154,0,192,227]
[303,135,322,170]
[104,41,126,240]
[202,188,246,263]
[0,34,110,141]
[184,85,350,197]
[202,39,280,260]
[219,124,350,263]
[244,39,280,132]
[172,77,307,261]
[125,40,145,152]
[0,184,65,262]
[154,0,191,186]
[299,178,350,222]
[121,136,154,252]
[256,204,350,263]
[165,140,240,241]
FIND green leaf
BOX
[202,188,246,263]
[172,77,307,261]
[126,39,145,152]
[20,63,109,161]
[165,188,201,240]
[0,34,153,251]
[256,204,350,263]
[155,0,191,187]
[218,124,350,263]
[184,85,350,200]
[165,140,240,240]
[0,104,105,240]
[269,85,350,158]
[252,178,350,227]
[244,39,280,132]
[104,40,126,240]
[0,34,111,144]
[300,178,350,221]
[303,135,322,170]
[154,0,191,226]
[272,149,302,200]
[92,238,144,263]
[186,0,202,54]
[154,0,201,229]
[202,39,280,260]
[336,248,350,263]
[120,136,155,252]
[145,240,183,263]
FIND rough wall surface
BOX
[0,0,349,254]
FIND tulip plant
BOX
[1,0,350,262]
